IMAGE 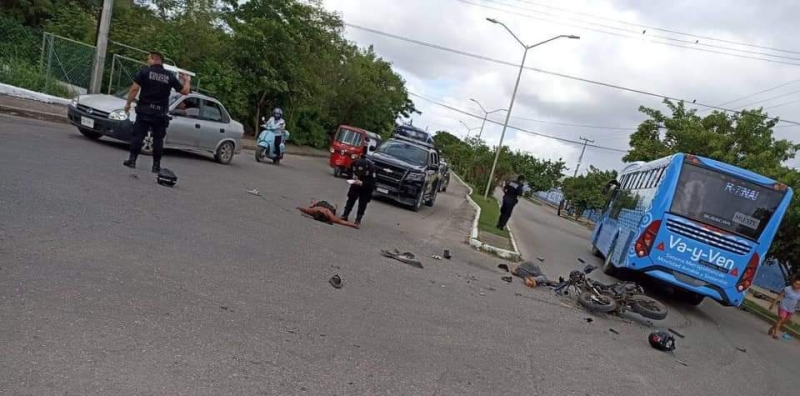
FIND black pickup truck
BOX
[370,136,442,211]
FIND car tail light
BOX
[736,252,760,292]
[634,220,662,257]
[329,147,335,153]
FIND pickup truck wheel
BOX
[79,128,103,140]
[215,141,235,164]
[425,186,438,207]
[412,191,424,212]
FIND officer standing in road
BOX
[497,174,525,230]
[123,51,192,172]
[340,151,376,227]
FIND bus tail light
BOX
[736,252,760,292]
[773,183,787,191]
[635,220,662,257]
[685,154,700,165]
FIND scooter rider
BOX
[263,108,286,157]
[123,51,191,172]
[340,153,376,227]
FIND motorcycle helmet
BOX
[273,108,283,119]
[648,330,676,352]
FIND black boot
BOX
[152,161,161,173]
[123,158,136,169]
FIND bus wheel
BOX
[676,290,705,306]
[601,239,619,277]
[591,245,603,258]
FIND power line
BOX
[508,115,637,130]
[408,92,629,153]
[344,23,800,127]
[715,79,800,107]
[460,0,800,66]
[735,88,800,110]
[765,98,800,111]
[502,0,800,56]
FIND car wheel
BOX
[215,141,235,164]
[412,191,424,212]
[78,128,102,140]
[140,130,154,156]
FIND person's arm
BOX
[124,83,140,114]
[170,73,191,95]
[769,290,785,311]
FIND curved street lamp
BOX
[459,120,481,140]
[469,98,506,141]
[483,17,579,198]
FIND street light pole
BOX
[469,98,506,141]
[89,0,114,94]
[459,120,479,140]
[482,18,579,198]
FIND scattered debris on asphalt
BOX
[782,333,793,340]
[577,258,586,264]
[583,264,597,274]
[668,328,686,338]
[380,249,423,269]
[536,257,544,262]
[479,292,486,296]
[735,347,747,353]
[585,318,594,323]
[431,255,442,260]
[129,173,139,180]
[220,306,229,311]
[676,360,688,367]
[247,188,261,196]
[498,263,509,272]
[609,328,620,335]
[329,275,343,289]
[487,286,496,291]
[501,276,512,283]
[443,249,451,259]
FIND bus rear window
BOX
[670,163,785,240]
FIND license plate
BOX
[80,116,94,129]
[377,187,389,194]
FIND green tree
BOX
[561,166,617,218]
[627,98,800,279]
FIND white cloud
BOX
[324,0,800,175]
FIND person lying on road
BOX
[512,261,559,288]
[297,200,360,229]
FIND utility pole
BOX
[573,136,595,177]
[89,0,114,94]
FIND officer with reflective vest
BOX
[123,51,191,173]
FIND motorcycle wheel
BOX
[255,148,267,162]
[578,291,617,313]
[630,295,669,320]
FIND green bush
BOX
[0,14,41,64]
[0,57,76,98]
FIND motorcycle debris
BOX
[584,264,597,274]
[735,347,747,353]
[329,275,343,289]
[431,255,442,260]
[668,328,686,338]
[443,249,451,259]
[501,276,513,283]
[585,318,594,323]
[577,258,586,264]
[247,188,261,196]
[536,257,544,262]
[609,328,620,335]
[676,360,688,367]
[498,263,509,272]
[129,173,139,180]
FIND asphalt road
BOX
[0,114,796,395]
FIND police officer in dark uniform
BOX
[340,153,376,227]
[123,51,192,172]
[497,174,526,230]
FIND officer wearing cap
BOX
[123,51,191,172]
[340,150,376,227]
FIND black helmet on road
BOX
[648,330,676,352]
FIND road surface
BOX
[0,114,796,395]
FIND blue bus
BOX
[591,153,793,306]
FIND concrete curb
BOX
[0,104,67,124]
[0,83,72,105]
[451,172,522,261]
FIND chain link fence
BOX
[107,54,146,95]
[40,32,95,95]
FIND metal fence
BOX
[534,189,600,223]
[107,54,146,95]
[40,32,95,95]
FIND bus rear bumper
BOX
[640,265,740,306]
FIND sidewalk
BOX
[0,94,67,124]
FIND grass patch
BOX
[742,299,800,335]
[0,57,77,98]
[470,192,510,239]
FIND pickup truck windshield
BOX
[376,141,428,167]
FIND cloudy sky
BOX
[322,0,800,174]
